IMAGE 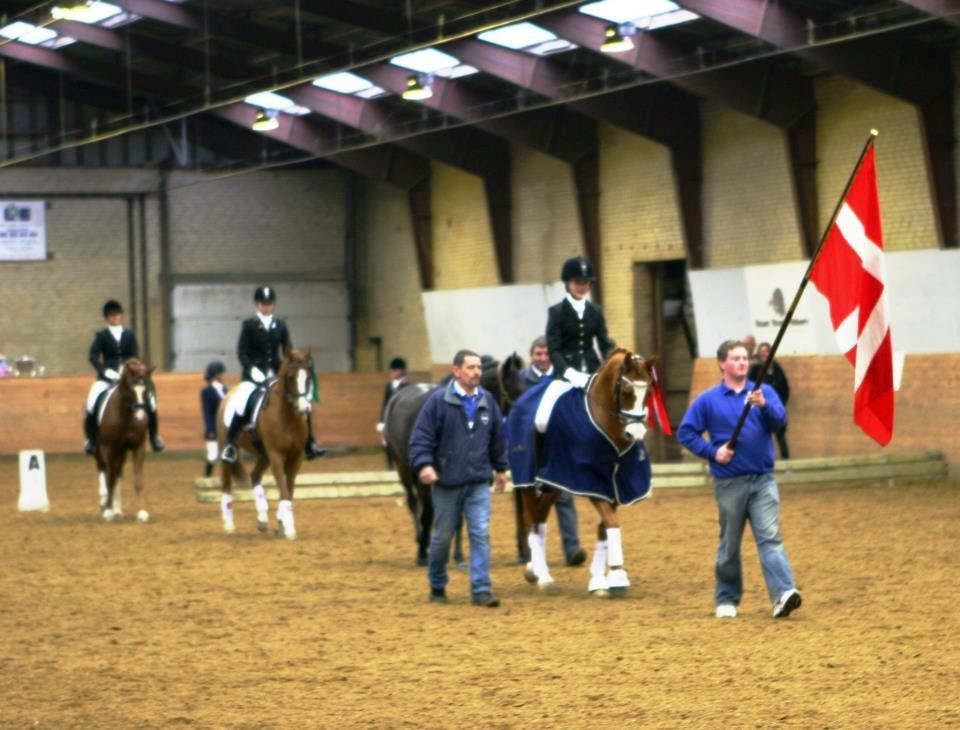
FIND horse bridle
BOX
[281,361,312,404]
[596,356,650,425]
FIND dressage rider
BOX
[84,299,164,454]
[546,256,616,389]
[220,286,326,464]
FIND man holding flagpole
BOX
[678,340,802,619]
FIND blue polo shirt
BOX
[677,380,787,479]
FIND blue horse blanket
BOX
[506,382,652,506]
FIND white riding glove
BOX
[103,368,120,382]
[375,422,385,433]
[564,368,590,389]
[250,367,266,383]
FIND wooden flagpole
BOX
[727,129,879,449]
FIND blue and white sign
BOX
[0,201,46,261]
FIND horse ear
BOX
[304,346,313,363]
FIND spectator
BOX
[201,361,227,477]
[409,349,509,607]
[749,342,790,459]
[377,356,410,468]
[678,339,802,620]
[516,336,587,567]
[743,334,758,366]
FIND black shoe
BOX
[772,589,802,618]
[83,439,95,455]
[566,548,588,567]
[221,444,238,464]
[429,587,448,604]
[471,592,500,607]
[305,440,328,460]
[150,435,165,453]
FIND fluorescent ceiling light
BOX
[244,91,310,116]
[51,2,122,24]
[101,11,139,27]
[42,35,77,48]
[390,47,461,74]
[528,38,578,56]
[579,0,697,28]
[312,72,373,95]
[355,85,389,99]
[434,64,479,79]
[0,22,58,45]
[478,21,558,50]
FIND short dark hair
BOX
[453,349,480,367]
[716,339,746,362]
[529,336,548,354]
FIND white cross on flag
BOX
[810,142,894,445]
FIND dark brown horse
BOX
[510,348,656,597]
[94,358,156,522]
[217,347,312,539]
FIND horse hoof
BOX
[256,516,268,533]
[591,589,612,599]
[284,530,297,541]
[223,522,236,535]
[102,508,115,522]
[609,587,628,598]
[538,580,559,594]
[137,510,150,523]
[523,564,538,584]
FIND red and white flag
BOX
[810,143,894,445]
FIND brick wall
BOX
[685,354,960,465]
[816,76,938,250]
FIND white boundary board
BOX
[688,249,960,357]
[422,282,567,363]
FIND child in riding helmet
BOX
[84,299,164,454]
[201,360,227,476]
[220,285,326,463]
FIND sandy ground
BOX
[1,452,958,728]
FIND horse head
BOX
[119,357,155,422]
[480,352,525,415]
[590,349,658,444]
[278,347,313,414]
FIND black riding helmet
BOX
[102,299,123,318]
[561,256,596,282]
[204,360,226,381]
[254,286,276,303]
[388,356,407,371]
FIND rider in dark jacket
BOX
[546,256,616,388]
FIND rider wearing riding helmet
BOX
[84,299,164,454]
[220,285,326,464]
[546,256,616,388]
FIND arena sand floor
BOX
[1,452,958,728]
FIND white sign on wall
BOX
[0,201,46,261]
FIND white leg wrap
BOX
[608,568,630,589]
[277,499,296,538]
[590,540,608,578]
[205,440,219,463]
[537,522,548,554]
[252,484,269,517]
[527,530,552,584]
[220,493,235,532]
[606,527,624,568]
[98,472,108,508]
[112,478,122,514]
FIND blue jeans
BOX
[429,482,492,595]
[713,473,796,606]
[554,489,581,560]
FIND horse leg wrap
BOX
[277,499,296,537]
[606,527,624,568]
[220,493,235,532]
[98,472,108,509]
[537,522,548,554]
[527,530,552,584]
[252,484,269,518]
[588,540,609,592]
[607,568,630,589]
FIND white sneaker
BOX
[715,604,737,618]
[772,588,802,618]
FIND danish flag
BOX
[810,143,894,445]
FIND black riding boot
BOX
[204,461,214,477]
[83,411,98,455]
[147,409,165,452]
[304,415,327,460]
[221,415,244,464]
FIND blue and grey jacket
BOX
[408,382,509,488]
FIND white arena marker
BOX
[18,450,50,512]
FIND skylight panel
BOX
[355,85,390,99]
[312,72,374,95]
[477,22,557,50]
[41,35,77,49]
[244,92,310,116]
[0,22,58,45]
[433,64,479,79]
[579,0,698,28]
[528,38,578,56]
[50,2,122,24]
[101,11,140,28]
[390,48,462,74]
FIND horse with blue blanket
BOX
[507,348,656,597]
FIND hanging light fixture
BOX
[251,108,279,132]
[50,1,93,21]
[401,74,433,101]
[600,23,636,54]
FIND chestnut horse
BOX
[94,358,157,523]
[507,348,656,597]
[217,347,313,539]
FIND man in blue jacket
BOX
[409,349,509,607]
[678,339,802,620]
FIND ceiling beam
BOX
[537,10,814,130]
